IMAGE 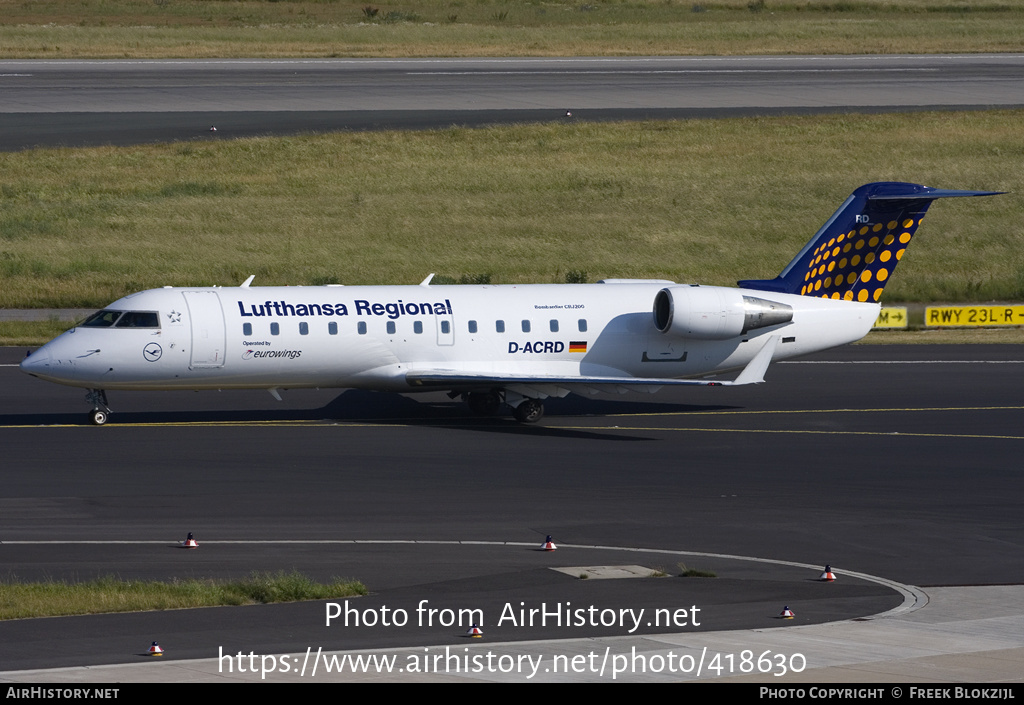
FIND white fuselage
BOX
[20,282,878,392]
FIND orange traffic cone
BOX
[148,641,164,656]
[819,564,836,582]
[541,535,556,551]
[467,624,483,638]
[779,606,795,619]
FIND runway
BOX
[2,344,1023,679]
[2,54,1023,150]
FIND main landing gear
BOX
[464,390,545,424]
[466,391,502,416]
[85,389,111,426]
[511,398,545,423]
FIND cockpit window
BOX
[114,311,160,328]
[80,310,161,329]
[80,310,124,327]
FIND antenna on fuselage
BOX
[419,273,435,287]
[240,275,255,288]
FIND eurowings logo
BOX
[243,349,302,360]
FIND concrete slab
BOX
[549,565,661,580]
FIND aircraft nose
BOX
[19,347,51,376]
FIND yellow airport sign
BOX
[873,307,908,329]
[926,305,1024,327]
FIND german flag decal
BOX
[569,341,587,353]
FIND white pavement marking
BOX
[0,540,926,618]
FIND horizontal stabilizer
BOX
[869,188,1004,200]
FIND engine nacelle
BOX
[653,286,793,340]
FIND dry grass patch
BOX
[0,0,1021,58]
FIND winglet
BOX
[420,273,435,287]
[240,275,255,288]
[730,335,779,385]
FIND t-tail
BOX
[738,182,1003,302]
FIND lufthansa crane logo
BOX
[143,343,163,362]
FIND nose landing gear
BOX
[85,389,111,425]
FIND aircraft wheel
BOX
[512,399,544,423]
[89,409,108,426]
[467,391,502,416]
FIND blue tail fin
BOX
[738,182,1002,302]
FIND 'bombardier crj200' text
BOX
[21,182,1001,425]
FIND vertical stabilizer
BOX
[738,182,1002,302]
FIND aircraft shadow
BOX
[0,390,739,441]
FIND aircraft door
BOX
[436,310,454,346]
[182,290,226,368]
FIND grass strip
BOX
[859,328,1024,345]
[0,320,77,347]
[1,0,1022,58]
[0,571,367,620]
[1,111,1021,309]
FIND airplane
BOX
[20,181,1001,426]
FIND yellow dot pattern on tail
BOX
[801,218,920,302]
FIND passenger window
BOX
[243,323,252,336]
[496,320,505,333]
[522,320,531,333]
[441,320,450,334]
[357,321,367,335]
[414,321,423,334]
[578,319,587,332]
[468,320,478,334]
[550,320,558,332]
[270,322,280,336]
[299,322,309,335]
[328,322,338,335]
[387,321,396,335]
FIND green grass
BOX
[0,320,78,347]
[0,0,1021,58]
[0,571,367,620]
[860,328,1024,344]
[1,111,1020,310]
[679,569,717,577]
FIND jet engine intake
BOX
[653,286,792,340]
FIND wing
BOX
[406,335,779,398]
